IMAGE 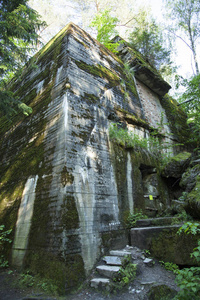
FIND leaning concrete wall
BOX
[0,23,189,292]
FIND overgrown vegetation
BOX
[125,210,148,228]
[0,225,12,268]
[174,222,200,299]
[90,9,120,53]
[109,123,173,164]
[112,255,137,290]
[0,0,46,117]
[177,74,200,155]
[16,271,59,296]
[160,261,179,273]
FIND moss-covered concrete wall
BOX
[0,23,190,293]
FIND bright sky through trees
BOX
[28,0,199,79]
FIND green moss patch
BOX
[61,195,79,230]
[161,95,191,144]
[74,60,120,88]
[24,251,85,294]
[185,175,200,218]
[151,228,199,265]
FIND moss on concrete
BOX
[161,95,191,144]
[24,250,85,294]
[150,228,199,265]
[74,60,121,88]
[184,174,200,218]
[148,284,177,300]
[61,195,79,230]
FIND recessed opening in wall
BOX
[139,164,158,217]
[162,176,183,201]
[139,164,157,179]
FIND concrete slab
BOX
[90,278,110,289]
[131,225,181,250]
[109,250,131,257]
[103,256,122,265]
[135,217,178,227]
[96,265,120,278]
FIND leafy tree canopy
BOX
[128,8,174,78]
[165,0,200,75]
[0,0,46,116]
[178,74,200,151]
[90,9,120,52]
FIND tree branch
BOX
[168,29,193,51]
[116,16,137,28]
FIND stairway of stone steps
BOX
[90,247,133,290]
[90,217,182,291]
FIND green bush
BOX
[174,222,200,299]
[125,210,148,228]
[0,225,12,268]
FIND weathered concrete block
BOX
[0,21,191,292]
[90,278,110,289]
[96,265,120,278]
[103,255,122,265]
[131,225,181,250]
[131,225,200,265]
[109,250,132,257]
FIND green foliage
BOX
[0,225,12,268]
[192,240,200,263]
[175,222,200,299]
[128,8,174,77]
[143,249,151,257]
[160,261,179,273]
[109,123,148,149]
[177,222,200,236]
[17,271,59,295]
[108,123,173,163]
[0,0,46,116]
[90,9,120,52]
[165,0,200,74]
[174,267,200,300]
[112,256,137,290]
[125,210,147,228]
[177,74,200,152]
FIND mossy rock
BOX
[150,228,200,265]
[148,284,177,300]
[161,152,191,178]
[180,164,200,192]
[184,174,200,219]
[161,95,191,145]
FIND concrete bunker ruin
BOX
[0,23,190,291]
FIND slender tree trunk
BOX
[187,7,199,74]
[191,43,199,75]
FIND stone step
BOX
[103,255,122,266]
[96,265,120,278]
[109,250,131,257]
[135,217,179,228]
[90,278,110,290]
